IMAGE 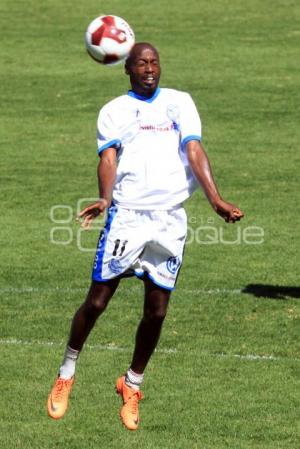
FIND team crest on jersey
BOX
[108,258,123,274]
[166,256,181,274]
[166,104,180,131]
[166,104,180,121]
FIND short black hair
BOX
[125,42,159,69]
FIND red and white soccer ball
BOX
[85,15,135,65]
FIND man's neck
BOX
[128,87,160,102]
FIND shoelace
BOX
[126,391,142,414]
[53,379,70,401]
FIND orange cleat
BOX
[116,376,144,430]
[47,377,75,419]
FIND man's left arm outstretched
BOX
[186,140,244,223]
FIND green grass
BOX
[0,0,299,448]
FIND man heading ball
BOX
[47,42,244,430]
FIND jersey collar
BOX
[127,87,161,103]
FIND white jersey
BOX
[97,87,202,209]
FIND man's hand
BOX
[214,199,244,223]
[77,199,108,229]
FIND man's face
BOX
[126,46,161,97]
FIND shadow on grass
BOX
[242,284,300,300]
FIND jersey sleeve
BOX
[179,93,202,149]
[97,105,122,155]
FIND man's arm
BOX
[186,140,244,223]
[78,148,117,228]
[97,147,117,206]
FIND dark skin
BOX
[70,43,244,375]
[125,42,161,97]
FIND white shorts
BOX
[92,204,187,290]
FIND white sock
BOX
[125,368,144,390]
[59,346,80,380]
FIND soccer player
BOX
[47,42,244,430]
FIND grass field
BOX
[0,0,299,448]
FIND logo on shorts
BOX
[166,256,181,275]
[108,258,123,274]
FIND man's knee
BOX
[83,280,118,318]
[143,279,171,323]
[143,303,168,323]
[89,296,109,313]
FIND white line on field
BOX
[0,286,242,295]
[0,287,88,294]
[0,338,177,354]
[216,352,276,361]
[1,338,299,362]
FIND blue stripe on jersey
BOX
[181,135,202,149]
[127,87,161,103]
[92,205,118,281]
[98,139,121,155]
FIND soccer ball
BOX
[85,15,135,65]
